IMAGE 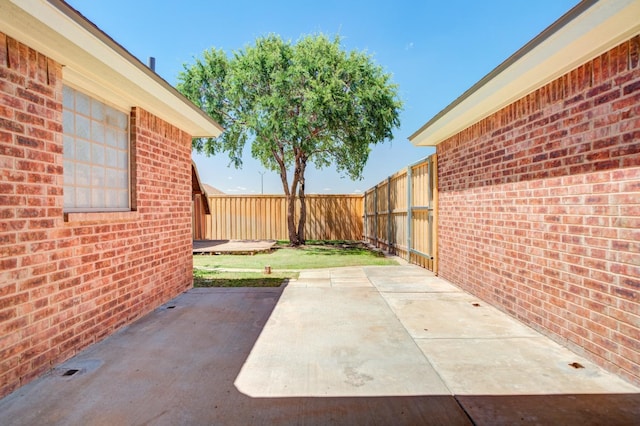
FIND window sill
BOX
[64,210,139,224]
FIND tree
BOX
[177,34,402,245]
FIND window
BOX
[62,86,130,211]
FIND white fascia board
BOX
[410,0,640,147]
[1,0,223,138]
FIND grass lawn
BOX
[193,243,398,287]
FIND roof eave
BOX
[409,0,640,147]
[0,0,223,138]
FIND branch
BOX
[306,124,326,141]
[271,146,290,197]
[218,108,242,125]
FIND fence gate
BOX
[363,154,438,273]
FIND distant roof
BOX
[191,162,211,214]
[203,184,225,196]
[410,0,640,146]
[0,0,223,138]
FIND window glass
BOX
[62,86,130,211]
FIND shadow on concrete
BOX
[456,393,640,425]
[0,287,638,425]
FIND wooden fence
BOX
[363,155,438,272]
[201,194,363,241]
[195,155,437,272]
[192,193,208,240]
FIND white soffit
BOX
[410,0,640,146]
[0,0,223,138]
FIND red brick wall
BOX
[436,35,640,385]
[0,33,194,397]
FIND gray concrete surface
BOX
[1,265,638,425]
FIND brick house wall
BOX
[436,35,640,385]
[0,33,194,397]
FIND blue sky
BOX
[66,0,579,194]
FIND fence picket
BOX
[198,155,437,272]
[363,154,437,272]
[202,194,363,241]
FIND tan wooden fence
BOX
[201,194,363,241]
[363,154,438,272]
[196,155,437,272]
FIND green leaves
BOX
[177,33,401,178]
[178,33,402,243]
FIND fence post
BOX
[387,176,392,253]
[373,186,378,247]
[407,165,412,262]
[427,156,433,258]
[432,154,438,275]
[363,191,367,242]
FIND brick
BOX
[0,86,196,397]
[0,307,18,322]
[0,316,28,335]
[594,90,621,105]
[436,36,640,386]
[623,80,640,95]
[0,117,24,133]
[619,276,640,290]
[613,92,640,111]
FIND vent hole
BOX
[472,303,481,307]
[569,362,585,369]
[63,369,79,376]
[166,306,176,309]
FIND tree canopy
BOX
[178,34,402,245]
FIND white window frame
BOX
[62,85,131,212]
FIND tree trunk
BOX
[297,192,306,244]
[296,157,307,244]
[274,145,307,246]
[272,146,301,246]
[287,191,299,245]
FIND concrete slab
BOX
[234,286,450,397]
[330,277,373,288]
[381,292,540,339]
[297,267,373,288]
[370,275,462,293]
[457,394,640,426]
[288,277,332,288]
[416,337,640,395]
[0,287,470,426]
[298,269,331,279]
[328,267,369,278]
[363,264,430,278]
[1,265,638,425]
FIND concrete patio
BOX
[1,265,638,425]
